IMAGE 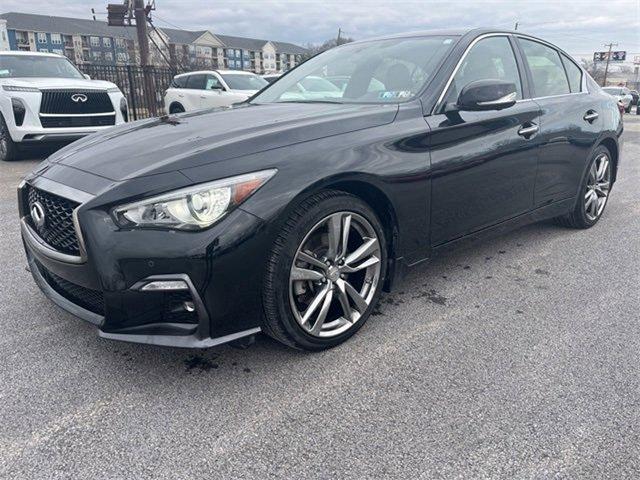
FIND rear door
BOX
[516,37,602,206]
[427,35,541,245]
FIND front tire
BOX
[555,146,612,229]
[263,191,387,351]
[625,104,632,113]
[0,114,19,162]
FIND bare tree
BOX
[302,36,355,61]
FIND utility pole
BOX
[337,27,342,46]
[514,22,518,31]
[602,42,618,87]
[134,0,150,67]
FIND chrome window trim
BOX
[431,33,515,114]
[432,32,589,115]
[515,34,587,94]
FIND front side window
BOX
[519,38,570,97]
[560,53,582,93]
[0,55,84,78]
[253,36,456,104]
[186,74,207,89]
[205,74,222,90]
[443,36,522,106]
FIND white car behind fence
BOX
[164,70,268,113]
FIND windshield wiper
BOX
[272,99,345,104]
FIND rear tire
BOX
[625,105,631,113]
[0,114,19,162]
[262,190,387,351]
[554,145,612,229]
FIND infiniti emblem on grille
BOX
[31,201,46,228]
[71,93,88,103]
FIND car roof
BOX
[175,69,257,78]
[0,50,65,58]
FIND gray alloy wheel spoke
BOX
[301,284,331,325]
[344,237,378,267]
[291,267,325,282]
[326,214,342,261]
[341,255,380,274]
[298,251,328,271]
[340,214,352,260]
[335,280,354,323]
[311,288,334,335]
[341,279,369,313]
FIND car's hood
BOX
[0,77,117,90]
[48,102,398,181]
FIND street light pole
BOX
[602,42,618,87]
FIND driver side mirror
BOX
[456,79,517,111]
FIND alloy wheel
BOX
[584,153,611,221]
[289,211,382,338]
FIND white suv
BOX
[164,70,268,113]
[0,51,127,162]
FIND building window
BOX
[104,51,113,61]
[37,32,47,43]
[52,48,64,55]
[50,33,61,44]
[90,36,100,47]
[117,52,128,63]
[103,37,111,47]
[92,51,102,60]
[115,38,125,48]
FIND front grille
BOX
[35,259,105,315]
[40,89,115,115]
[40,115,116,129]
[26,185,81,256]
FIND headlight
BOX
[107,87,121,93]
[2,85,40,93]
[113,169,277,230]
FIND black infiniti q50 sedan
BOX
[19,29,623,351]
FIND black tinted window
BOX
[444,36,522,105]
[172,75,187,88]
[205,74,222,90]
[186,74,207,89]
[519,39,570,97]
[560,53,582,93]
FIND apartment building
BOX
[0,12,307,73]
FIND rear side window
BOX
[560,53,582,93]
[186,74,207,89]
[444,36,523,106]
[519,38,570,97]
[171,76,187,88]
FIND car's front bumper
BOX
[19,175,269,348]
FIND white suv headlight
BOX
[2,85,40,92]
[113,169,276,230]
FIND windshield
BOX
[220,73,268,91]
[0,55,84,79]
[252,36,457,104]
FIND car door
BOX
[426,35,541,245]
[181,73,208,110]
[200,73,233,108]
[516,37,602,206]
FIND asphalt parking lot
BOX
[1,114,639,479]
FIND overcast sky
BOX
[2,0,639,57]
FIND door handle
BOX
[583,111,599,123]
[518,123,539,138]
